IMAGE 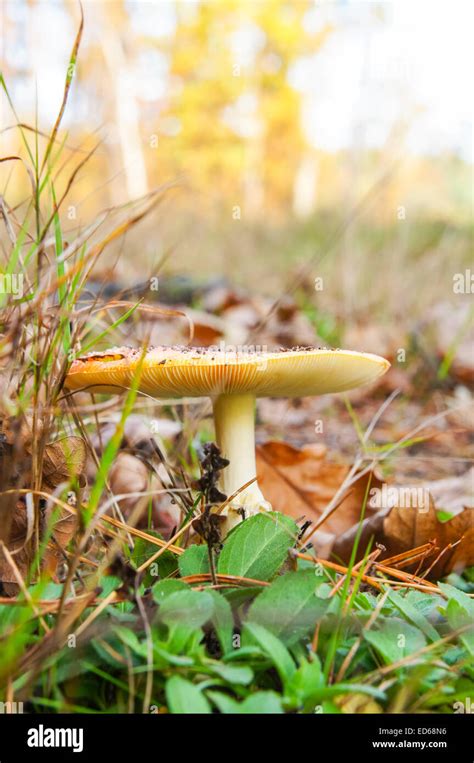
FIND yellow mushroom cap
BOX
[64,345,390,398]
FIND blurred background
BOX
[0,0,473,528]
[1,0,472,332]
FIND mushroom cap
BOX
[64,345,390,398]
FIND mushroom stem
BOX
[212,393,271,532]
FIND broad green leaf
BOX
[246,570,328,644]
[438,583,474,656]
[207,662,253,685]
[152,579,188,604]
[364,617,427,665]
[438,583,474,615]
[207,691,240,713]
[222,586,263,609]
[30,582,64,601]
[113,625,145,656]
[165,676,211,714]
[159,590,214,630]
[317,701,342,714]
[404,589,444,619]
[444,572,474,593]
[218,512,297,581]
[132,534,178,582]
[178,545,210,577]
[158,589,214,654]
[356,592,379,611]
[286,656,324,707]
[239,691,284,713]
[386,589,439,642]
[445,599,474,655]
[98,576,122,598]
[242,622,295,686]
[207,690,284,714]
[223,645,266,662]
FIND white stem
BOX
[212,394,271,531]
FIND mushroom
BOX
[65,346,389,533]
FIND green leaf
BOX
[444,572,474,593]
[404,589,444,618]
[157,589,214,655]
[316,701,342,714]
[165,676,211,714]
[206,590,234,654]
[153,645,194,666]
[386,589,440,642]
[207,690,284,714]
[113,626,145,657]
[364,617,427,665]
[30,582,64,601]
[218,512,297,582]
[97,576,122,598]
[438,583,474,655]
[207,662,253,685]
[90,639,125,669]
[222,586,262,609]
[132,534,178,583]
[159,590,214,630]
[286,656,324,707]
[246,570,328,645]
[242,622,295,687]
[206,691,240,713]
[152,579,188,604]
[178,545,210,577]
[223,646,266,662]
[445,599,474,655]
[438,583,474,615]
[239,691,284,714]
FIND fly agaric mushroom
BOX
[65,346,389,532]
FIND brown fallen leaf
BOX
[256,440,382,535]
[41,499,78,579]
[0,495,77,594]
[333,492,473,578]
[0,499,35,594]
[257,440,472,579]
[42,436,87,489]
[0,425,84,594]
[1,418,86,491]
[384,498,473,577]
